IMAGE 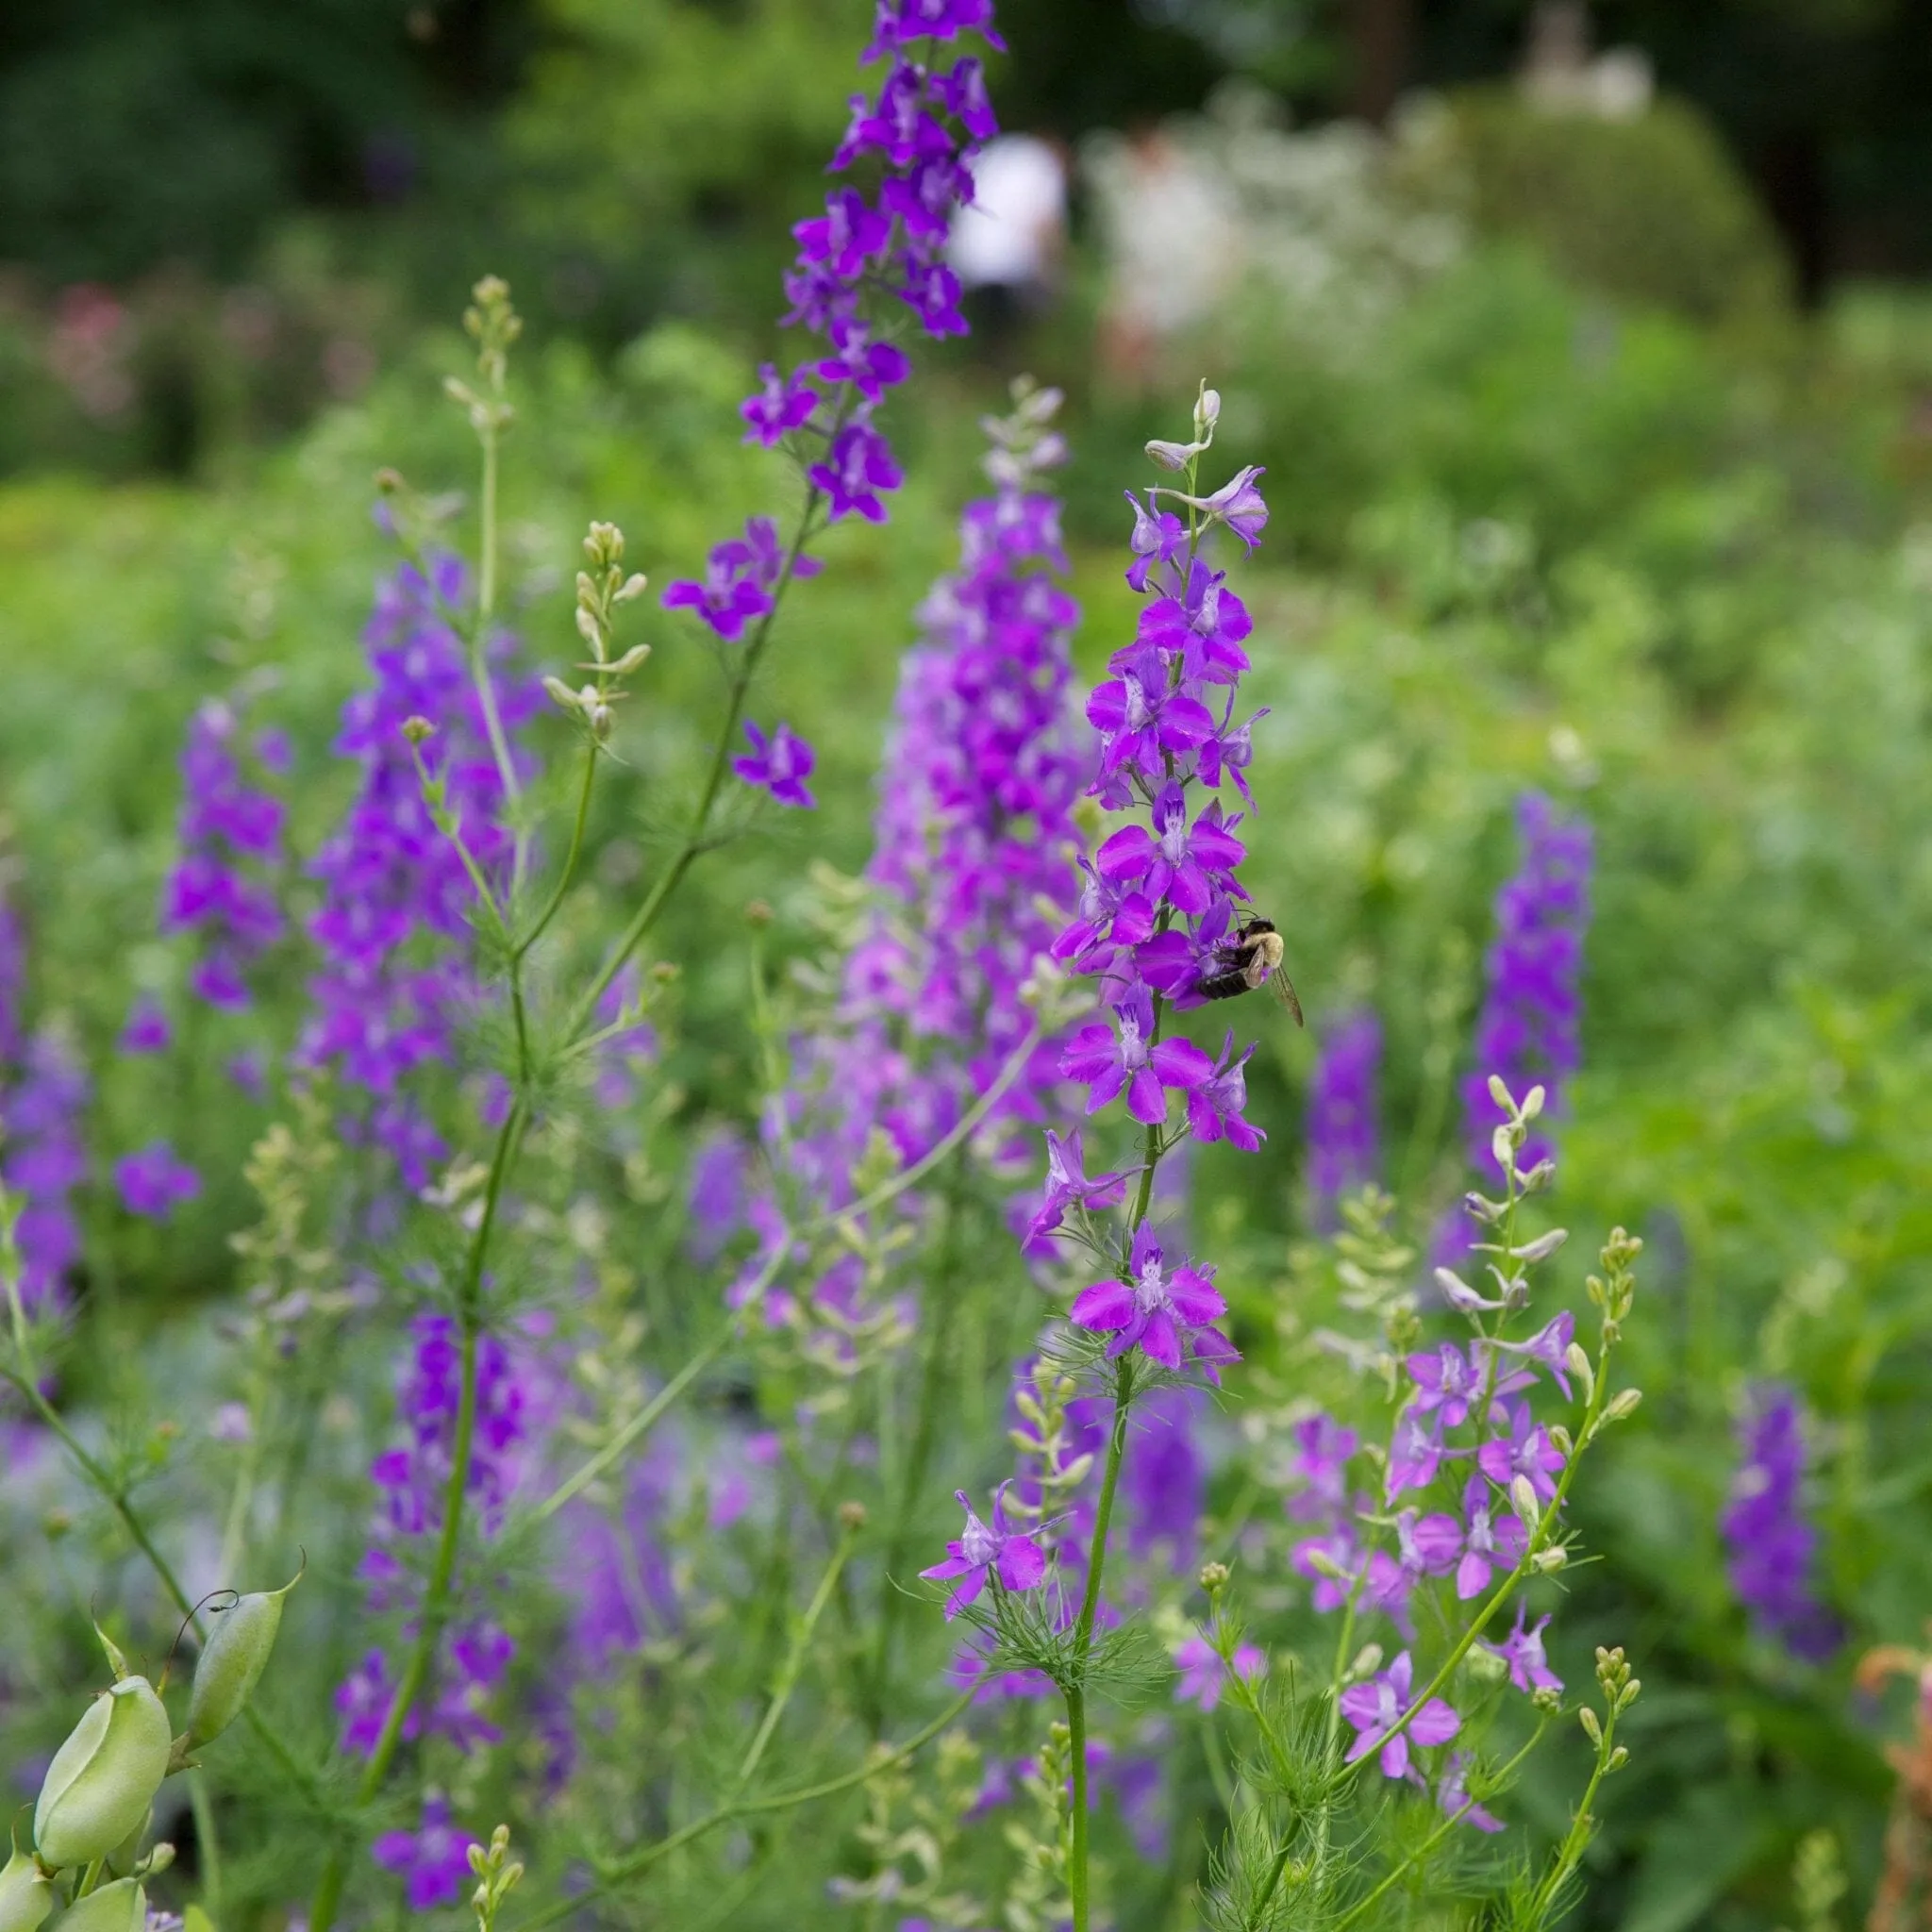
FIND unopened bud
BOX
[50,1879,145,1932]
[1604,1388,1642,1422]
[35,1678,172,1870]
[1548,1424,1574,1457]
[1519,1158,1556,1192]
[1347,1643,1383,1683]
[1512,1228,1568,1266]
[615,573,649,604]
[1491,1125,1517,1174]
[744,900,774,927]
[473,1882,491,1913]
[400,715,435,745]
[1487,1073,1516,1113]
[607,641,652,675]
[575,605,602,648]
[374,467,405,495]
[1607,1744,1629,1771]
[838,1500,868,1531]
[1578,1707,1602,1746]
[1193,383,1221,441]
[1143,439,1196,472]
[1521,1084,1545,1121]
[584,521,624,565]
[1617,1678,1641,1711]
[1462,1191,1507,1225]
[0,1837,52,1932]
[1304,1547,1351,1582]
[1530,1684,1563,1715]
[188,1568,300,1748]
[1510,1475,1541,1527]
[1564,1343,1593,1399]
[1198,1561,1230,1594]
[1531,1545,1568,1573]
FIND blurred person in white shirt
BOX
[949,133,1069,346]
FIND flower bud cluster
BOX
[544,522,652,743]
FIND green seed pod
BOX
[45,1879,144,1932]
[187,1570,299,1749]
[0,1838,53,1932]
[33,1678,171,1871]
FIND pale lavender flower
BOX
[1340,1650,1460,1779]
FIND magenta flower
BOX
[1095,784,1245,917]
[1124,492,1188,593]
[1394,1507,1463,1581]
[372,1794,475,1912]
[814,316,912,406]
[733,721,817,808]
[1069,1223,1229,1372]
[1476,1402,1566,1504]
[1060,983,1214,1126]
[1340,1650,1461,1780]
[1174,1633,1265,1710]
[1188,1031,1263,1151]
[1027,1128,1128,1241]
[1385,1411,1444,1501]
[921,1484,1047,1618]
[1489,1309,1577,1397]
[1407,1344,1487,1429]
[1086,653,1218,787]
[809,419,905,524]
[864,0,1007,61]
[1131,558,1252,688]
[115,1141,201,1221]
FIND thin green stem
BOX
[514,741,598,965]
[1527,1717,1614,1925]
[732,1518,859,1794]
[189,1771,224,1921]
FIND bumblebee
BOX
[1198,916,1304,1025]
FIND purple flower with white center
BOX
[1490,1309,1578,1397]
[1174,1634,1264,1710]
[1196,693,1268,808]
[1307,1008,1381,1227]
[119,995,171,1055]
[662,516,820,643]
[816,316,913,405]
[863,0,1006,60]
[163,694,286,1011]
[1130,558,1252,688]
[922,1484,1046,1618]
[1407,1343,1487,1429]
[115,1141,200,1220]
[1385,1412,1444,1500]
[1477,1403,1566,1504]
[1085,653,1217,789]
[1187,1032,1263,1151]
[1394,1507,1463,1581]
[1480,1603,1563,1695]
[1462,791,1593,1177]
[733,721,818,808]
[1720,1382,1841,1661]
[1068,1223,1230,1373]
[1340,1650,1461,1780]
[1094,784,1245,917]
[1455,1476,1527,1600]
[1059,983,1214,1127]
[372,1794,475,1913]
[1027,1129,1127,1242]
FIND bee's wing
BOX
[1269,966,1305,1027]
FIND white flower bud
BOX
[1511,1228,1568,1265]
[1532,1545,1568,1573]
[607,642,652,675]
[1510,1475,1541,1528]
[574,605,602,649]
[1143,439,1197,471]
[34,1679,171,1872]
[1607,1744,1629,1771]
[1347,1643,1384,1682]
[614,573,650,604]
[1578,1706,1602,1746]
[0,1839,52,1932]
[1491,1124,1516,1174]
[542,675,580,713]
[1605,1388,1643,1422]
[188,1571,299,1749]
[1521,1084,1546,1121]
[1487,1073,1516,1113]
[1192,385,1222,441]
[1565,1342,1594,1400]
[44,1879,144,1932]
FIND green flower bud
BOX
[0,1839,53,1932]
[188,1573,298,1750]
[34,1679,171,1871]
[45,1879,144,1932]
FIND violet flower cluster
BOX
[0,894,89,1309]
[336,1314,533,1796]
[162,694,289,1010]
[1462,792,1593,1178]
[662,0,1002,807]
[302,555,539,1187]
[736,391,1085,1340]
[1721,1382,1841,1661]
[1306,1008,1382,1229]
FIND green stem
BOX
[189,1770,224,1920]
[733,1518,859,1794]
[514,741,598,966]
[1526,1718,1614,1925]
[1067,1357,1134,1932]
[506,1689,979,1932]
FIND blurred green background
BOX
[6,2,1932,1927]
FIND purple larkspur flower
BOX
[1476,1402,1566,1505]
[1188,1031,1263,1151]
[1094,783,1245,917]
[1463,792,1593,1177]
[1439,1751,1504,1832]
[733,720,817,809]
[1069,1223,1230,1374]
[1307,1008,1381,1227]
[1721,1383,1842,1661]
[1340,1650,1460,1780]
[373,1794,475,1912]
[119,995,171,1055]
[922,1484,1046,1618]
[1027,1129,1127,1242]
[741,361,821,446]
[1480,1603,1562,1695]
[115,1141,200,1220]
[1059,983,1214,1127]
[1454,1476,1527,1600]
[808,419,905,525]
[1174,1633,1264,1710]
